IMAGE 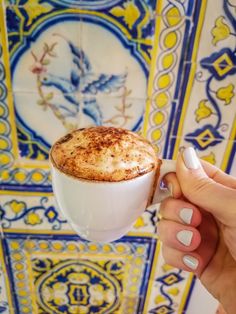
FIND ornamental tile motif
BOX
[0,0,235,313]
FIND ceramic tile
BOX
[6,5,83,93]
[143,244,196,313]
[159,60,236,159]
[167,137,236,172]
[157,0,196,16]
[2,1,234,313]
[80,22,149,100]
[142,14,190,156]
[0,194,71,232]
[229,145,236,175]
[194,0,236,64]
[0,192,159,235]
[178,62,235,134]
[12,92,146,165]
[1,231,158,313]
[0,238,11,313]
[79,1,157,100]
[13,91,82,153]
[77,95,146,131]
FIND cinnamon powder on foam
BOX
[51,126,158,182]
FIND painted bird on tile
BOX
[39,34,127,126]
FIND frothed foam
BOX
[50,126,158,181]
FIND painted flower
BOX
[195,100,213,122]
[110,1,140,29]
[89,284,107,306]
[216,84,235,105]
[201,48,236,80]
[211,16,231,45]
[43,283,68,305]
[30,62,47,74]
[25,212,42,225]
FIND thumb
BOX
[177,147,236,225]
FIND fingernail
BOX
[183,147,200,169]
[177,230,193,246]
[183,255,199,270]
[180,208,193,224]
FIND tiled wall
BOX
[0,0,235,313]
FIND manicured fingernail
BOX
[177,230,193,246]
[180,208,193,224]
[183,147,200,169]
[183,255,199,270]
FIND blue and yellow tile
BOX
[1,231,160,313]
[1,0,236,313]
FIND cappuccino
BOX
[50,126,157,182]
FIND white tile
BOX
[195,0,236,63]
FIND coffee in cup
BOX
[50,126,176,242]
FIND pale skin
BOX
[159,148,236,314]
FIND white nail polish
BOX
[180,208,193,224]
[177,230,193,246]
[183,255,199,270]
[183,147,200,169]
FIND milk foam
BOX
[50,127,158,181]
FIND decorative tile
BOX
[172,62,235,138]
[6,5,82,93]
[0,238,11,314]
[0,194,69,231]
[1,1,235,313]
[1,232,159,313]
[164,60,236,163]
[6,0,157,97]
[0,192,159,233]
[194,0,236,64]
[142,4,205,157]
[143,0,236,163]
[157,0,197,17]
[143,246,195,314]
[80,19,149,100]
[170,137,236,172]
[229,144,236,175]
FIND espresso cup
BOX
[50,154,176,242]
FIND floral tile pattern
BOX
[2,232,159,313]
[0,0,236,313]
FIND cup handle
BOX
[149,159,176,208]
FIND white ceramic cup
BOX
[50,155,176,242]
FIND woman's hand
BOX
[159,147,236,314]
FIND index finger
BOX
[201,160,236,189]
